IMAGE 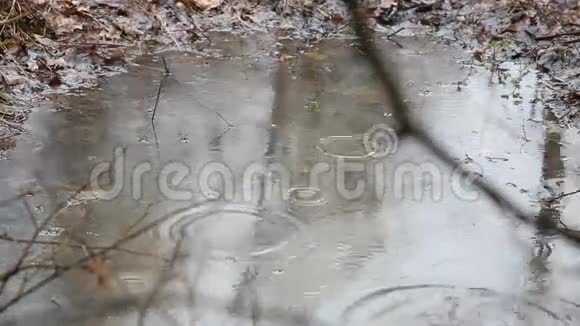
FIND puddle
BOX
[2,34,580,325]
[159,201,303,258]
[336,285,577,326]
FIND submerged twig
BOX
[520,118,530,153]
[189,94,235,127]
[547,189,580,204]
[151,57,170,123]
[161,57,170,75]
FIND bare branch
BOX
[138,233,184,326]
[0,234,167,261]
[0,201,203,314]
[341,0,580,241]
[0,183,89,296]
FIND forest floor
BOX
[0,0,579,133]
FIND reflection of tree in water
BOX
[537,110,564,232]
[269,41,387,205]
[38,94,109,192]
[528,109,564,295]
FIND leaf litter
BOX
[0,0,578,133]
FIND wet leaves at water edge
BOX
[189,0,223,11]
[0,0,348,114]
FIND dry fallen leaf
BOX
[279,53,295,61]
[330,13,345,22]
[104,48,126,64]
[190,0,222,10]
[473,49,484,62]
[27,58,39,72]
[85,256,111,289]
[380,0,398,8]
[49,15,84,36]
[47,57,68,69]
[34,34,59,49]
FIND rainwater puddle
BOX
[159,201,303,258]
[336,285,577,326]
[1,33,580,326]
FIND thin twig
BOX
[121,203,154,237]
[0,183,88,296]
[151,57,170,123]
[520,118,530,153]
[387,27,405,38]
[190,94,235,127]
[0,234,166,261]
[155,15,183,51]
[547,189,580,204]
[0,117,25,132]
[60,42,131,48]
[0,192,33,207]
[137,233,184,326]
[563,38,580,45]
[531,1,580,56]
[0,11,31,25]
[20,198,38,230]
[161,57,170,75]
[342,0,580,241]
[0,201,205,314]
[531,30,580,41]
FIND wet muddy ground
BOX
[1,33,580,325]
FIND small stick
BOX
[387,27,405,38]
[547,189,580,204]
[0,117,26,132]
[563,38,580,45]
[0,11,31,25]
[162,57,170,75]
[0,234,166,260]
[60,42,130,48]
[155,15,183,51]
[151,57,170,123]
[529,30,580,41]
[520,118,530,153]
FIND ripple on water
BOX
[288,187,327,206]
[333,241,384,277]
[159,202,303,258]
[119,273,148,294]
[339,284,578,326]
[317,135,374,159]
